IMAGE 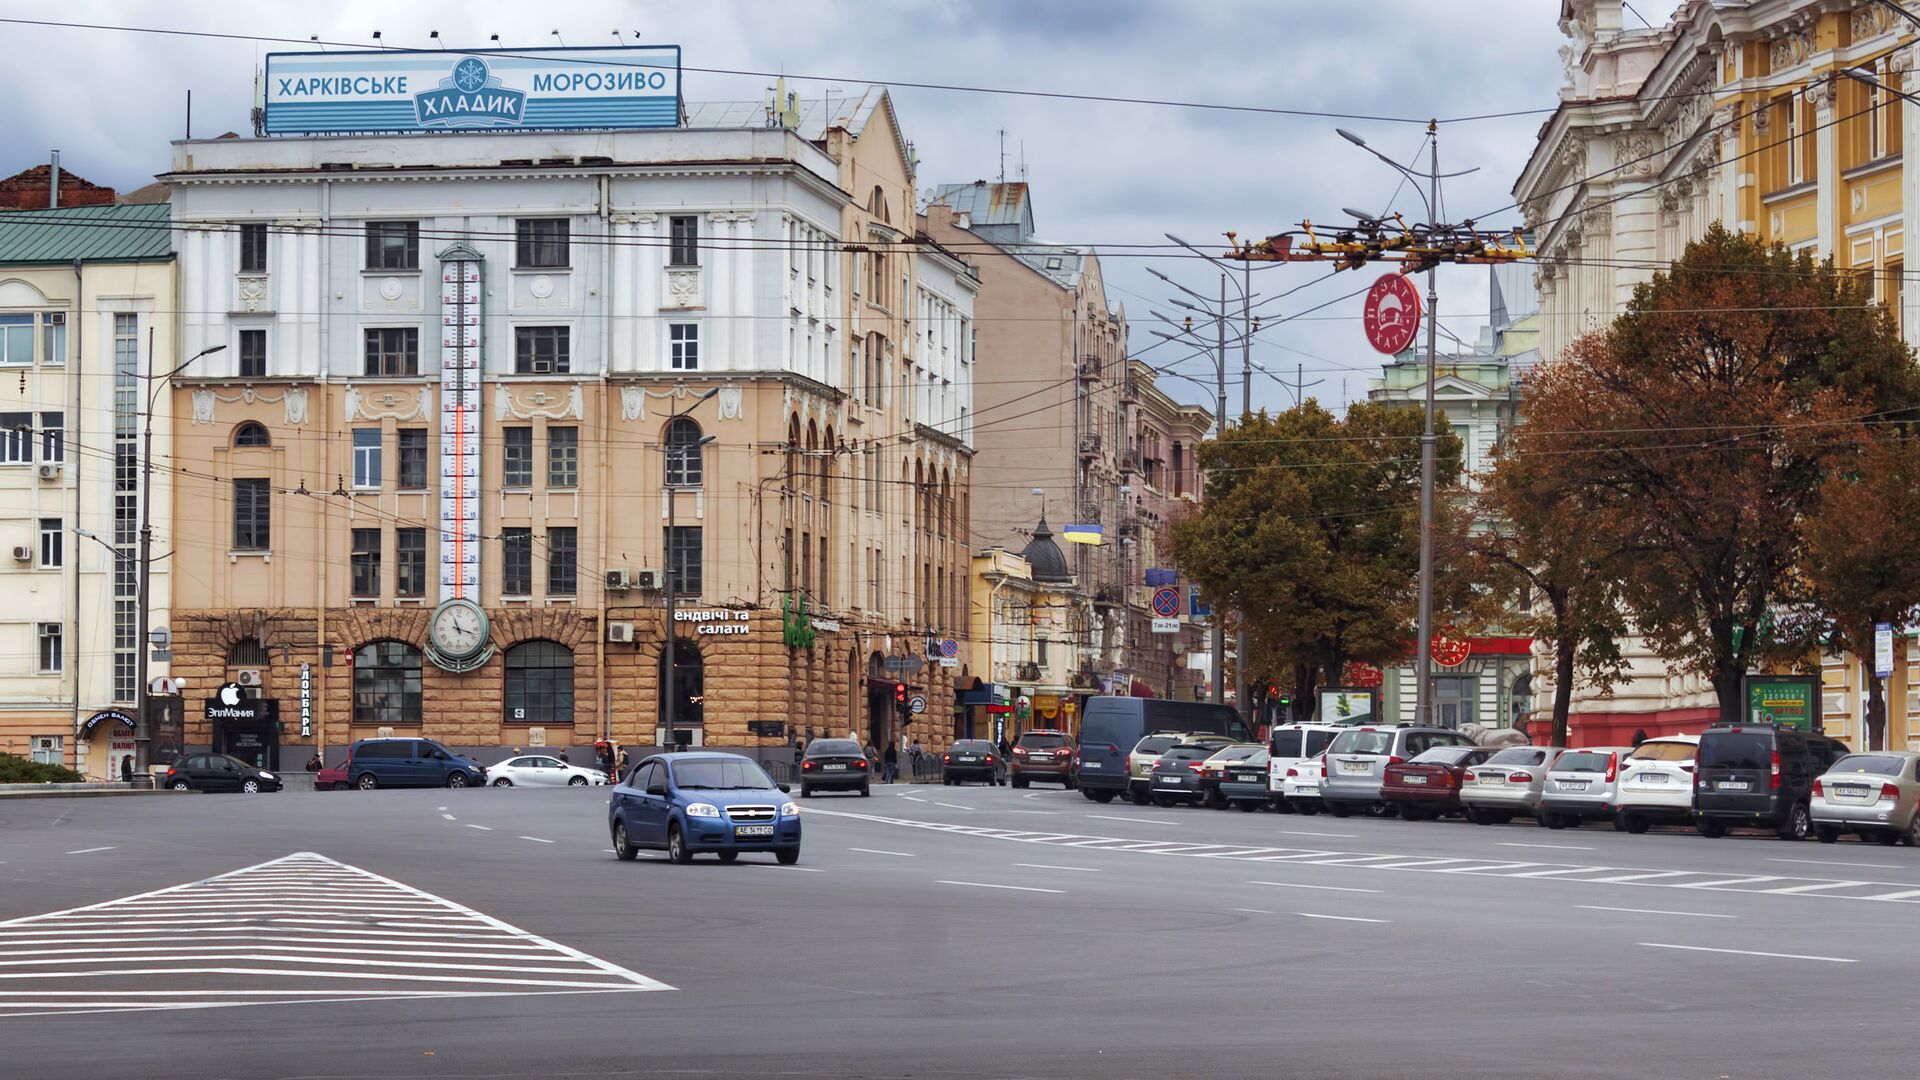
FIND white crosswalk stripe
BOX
[0,851,670,1018]
[803,807,1920,905]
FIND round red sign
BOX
[1362,273,1422,355]
[1429,633,1471,668]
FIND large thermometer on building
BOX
[429,243,492,674]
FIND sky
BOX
[0,1,1686,418]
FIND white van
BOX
[1267,724,1342,812]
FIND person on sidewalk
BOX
[120,756,133,783]
[883,742,899,784]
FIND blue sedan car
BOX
[609,752,803,864]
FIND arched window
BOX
[784,415,801,494]
[658,639,704,730]
[664,417,704,488]
[505,640,573,725]
[868,186,890,224]
[820,426,836,504]
[353,641,421,726]
[228,637,269,666]
[804,421,818,497]
[233,422,270,448]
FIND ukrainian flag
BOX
[1061,523,1104,545]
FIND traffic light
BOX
[894,683,908,715]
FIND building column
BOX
[1811,77,1838,258]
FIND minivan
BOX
[345,738,488,790]
[1267,724,1341,811]
[1075,698,1248,803]
[1693,723,1850,840]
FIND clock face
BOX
[431,600,487,658]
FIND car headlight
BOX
[686,803,720,818]
[258,771,275,780]
[780,802,800,817]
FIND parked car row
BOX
[309,738,606,792]
[1077,722,1920,847]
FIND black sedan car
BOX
[942,740,1001,785]
[162,753,283,794]
[799,738,872,797]
[1149,746,1216,807]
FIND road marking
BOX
[64,847,115,856]
[847,848,915,857]
[1637,942,1854,964]
[1296,913,1388,923]
[1015,863,1101,873]
[517,837,554,845]
[747,864,825,872]
[1676,876,1782,889]
[1578,905,1737,919]
[0,852,670,1017]
[1498,842,1596,851]
[1232,908,1273,914]
[1272,830,1357,838]
[1768,857,1904,870]
[1249,881,1382,894]
[437,806,447,811]
[1023,792,1046,800]
[1763,880,1867,895]
[935,880,1063,895]
[463,825,492,832]
[932,802,973,811]
[899,795,926,803]
[1086,814,1176,826]
[440,814,456,821]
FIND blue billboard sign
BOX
[263,46,681,134]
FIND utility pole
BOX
[1212,273,1227,707]
[1235,262,1250,723]
[1413,121,1441,728]
[662,389,718,751]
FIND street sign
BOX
[1363,272,1422,355]
[1151,617,1180,634]
[909,696,926,715]
[1188,587,1210,618]
[1875,623,1895,678]
[939,657,959,669]
[939,638,959,658]
[883,656,925,673]
[1151,587,1180,617]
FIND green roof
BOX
[0,203,173,265]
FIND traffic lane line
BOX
[1498,842,1596,851]
[64,847,115,855]
[846,848,915,857]
[935,880,1063,894]
[464,825,493,832]
[517,837,555,844]
[1296,913,1388,923]
[1249,881,1382,894]
[1232,908,1273,914]
[1638,942,1855,963]
[1578,905,1737,919]
[1769,857,1905,870]
[1014,863,1101,873]
[1085,814,1177,826]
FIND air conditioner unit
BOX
[36,462,61,481]
[607,621,635,644]
[10,546,31,563]
[634,568,662,591]
[529,359,552,374]
[236,669,264,687]
[605,569,632,592]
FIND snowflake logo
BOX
[453,58,489,93]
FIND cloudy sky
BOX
[0,1,1684,416]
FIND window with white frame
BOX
[0,315,31,365]
[40,312,64,364]
[0,412,29,464]
[669,323,699,370]
[39,518,61,568]
[29,735,61,765]
[39,411,62,462]
[352,428,382,489]
[38,623,62,674]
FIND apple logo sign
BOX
[219,684,243,707]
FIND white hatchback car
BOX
[1613,735,1701,834]
[1461,746,1565,824]
[488,754,609,787]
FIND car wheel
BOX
[241,778,261,794]
[718,851,740,862]
[492,777,513,787]
[1611,814,1628,832]
[1236,800,1260,813]
[1153,794,1175,808]
[860,785,871,798]
[1013,777,1028,789]
[1905,813,1920,848]
[1539,811,1564,830]
[1130,787,1151,806]
[1327,802,1352,818]
[1080,787,1099,801]
[612,822,638,861]
[356,773,379,791]
[1695,818,1728,838]
[799,786,811,798]
[568,776,588,787]
[170,780,191,791]
[1064,776,1076,790]
[1465,806,1490,825]
[1297,802,1321,816]
[776,848,801,865]
[1815,824,1841,844]
[1776,802,1812,842]
[1399,804,1422,821]
[1622,813,1650,835]
[1092,790,1116,803]
[1875,831,1901,847]
[667,823,693,864]
[1367,802,1395,818]
[446,772,468,789]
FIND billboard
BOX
[1742,674,1817,732]
[263,47,681,134]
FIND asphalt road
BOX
[2,781,1917,1079]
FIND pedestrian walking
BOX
[883,742,899,784]
[120,756,133,783]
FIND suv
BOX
[1321,725,1475,816]
[1010,730,1074,788]
[1693,723,1850,840]
[1126,733,1232,805]
[346,738,487,790]
[1613,735,1700,833]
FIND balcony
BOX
[1077,434,1102,460]
[1078,355,1103,382]
[1120,375,1140,402]
[1015,661,1043,683]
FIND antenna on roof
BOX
[1018,140,1027,182]
[551,29,567,46]
[998,129,1007,184]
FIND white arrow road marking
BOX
[0,852,670,1017]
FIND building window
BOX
[502,426,533,488]
[233,422,270,448]
[38,411,62,463]
[547,426,579,488]
[352,428,382,489]
[547,527,577,596]
[238,329,266,378]
[504,641,574,724]
[502,527,533,596]
[365,221,419,271]
[363,328,419,377]
[0,315,32,365]
[29,735,61,766]
[41,312,64,365]
[353,641,422,726]
[513,326,570,374]
[659,641,705,728]
[229,637,269,667]
[351,528,381,597]
[39,518,61,568]
[396,527,426,598]
[669,215,699,267]
[397,428,428,489]
[515,218,570,269]
[669,323,699,370]
[667,525,702,596]
[0,412,28,464]
[664,417,704,487]
[240,223,268,273]
[233,478,271,550]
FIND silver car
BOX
[1537,746,1634,829]
[1461,746,1566,825]
[1321,725,1476,817]
[1811,751,1920,846]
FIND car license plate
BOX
[1403,775,1428,785]
[1835,785,1871,798]
[824,764,846,771]
[1160,776,1183,784]
[1638,773,1666,783]
[1081,761,1100,768]
[734,825,774,838]
[1298,783,1320,795]
[1231,770,1260,781]
[1560,780,1589,790]
[1340,761,1370,774]
[1717,780,1749,791]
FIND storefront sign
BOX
[675,609,751,636]
[81,709,136,735]
[810,617,841,634]
[781,594,815,649]
[299,663,313,737]
[1363,272,1422,355]
[1743,675,1816,732]
[264,47,682,134]
[205,684,272,723]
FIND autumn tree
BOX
[1523,225,1920,725]
[1171,400,1461,722]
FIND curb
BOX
[0,787,194,800]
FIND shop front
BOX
[80,710,138,782]
[205,683,281,771]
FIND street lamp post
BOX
[136,340,224,773]
[661,389,718,751]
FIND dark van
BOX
[1075,698,1248,803]
[346,737,488,790]
[1693,723,1849,840]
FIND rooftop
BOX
[0,202,173,265]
